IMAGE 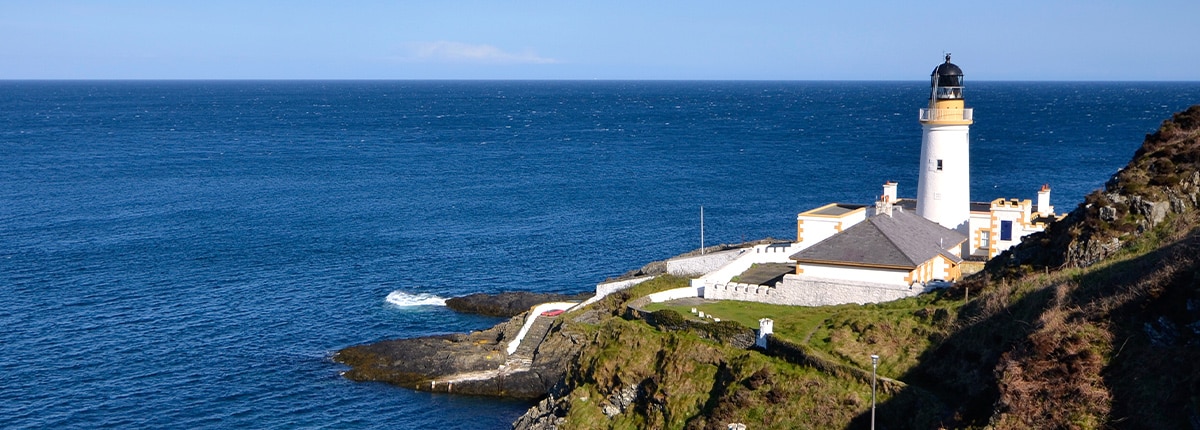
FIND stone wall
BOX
[703,282,776,302]
[705,274,930,307]
[665,249,742,276]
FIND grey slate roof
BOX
[790,208,967,269]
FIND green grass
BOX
[559,316,879,430]
[643,291,962,379]
[644,300,832,342]
[622,274,691,298]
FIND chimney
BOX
[875,193,894,217]
[1037,184,1053,216]
[883,181,898,202]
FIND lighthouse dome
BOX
[930,54,963,88]
[931,61,962,77]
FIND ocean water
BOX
[2,80,1198,429]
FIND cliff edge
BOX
[990,105,1200,272]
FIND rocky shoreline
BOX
[333,291,594,399]
[332,241,772,409]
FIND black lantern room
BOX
[931,53,964,100]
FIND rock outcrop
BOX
[333,310,586,399]
[445,291,592,317]
[989,105,1200,272]
[510,395,570,430]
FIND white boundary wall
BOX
[645,286,703,303]
[665,249,742,276]
[575,275,655,309]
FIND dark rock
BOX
[1099,206,1118,222]
[601,384,640,417]
[446,291,592,317]
[333,318,517,388]
[1145,316,1181,347]
[334,310,585,399]
[512,396,570,430]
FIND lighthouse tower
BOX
[915,54,973,233]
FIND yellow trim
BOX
[797,203,866,219]
[987,211,999,259]
[921,100,973,125]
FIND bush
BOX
[648,309,687,331]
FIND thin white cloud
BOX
[400,41,559,64]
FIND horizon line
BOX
[2,78,1199,83]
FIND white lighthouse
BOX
[915,54,973,233]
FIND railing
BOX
[919,108,973,122]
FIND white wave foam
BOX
[385,290,447,307]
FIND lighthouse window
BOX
[936,87,963,100]
[936,159,944,171]
[1000,221,1013,241]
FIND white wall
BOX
[796,263,908,286]
[646,286,703,303]
[797,209,867,247]
[991,203,1030,255]
[797,218,841,246]
[666,249,742,276]
[966,212,992,257]
[576,275,655,309]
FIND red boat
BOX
[540,309,564,317]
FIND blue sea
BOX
[2,80,1198,429]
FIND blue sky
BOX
[2,1,1197,80]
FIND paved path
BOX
[506,302,576,355]
[509,315,555,367]
[435,303,573,388]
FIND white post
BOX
[757,318,773,349]
[870,354,879,430]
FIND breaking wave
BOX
[385,290,447,307]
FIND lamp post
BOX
[870,354,879,430]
